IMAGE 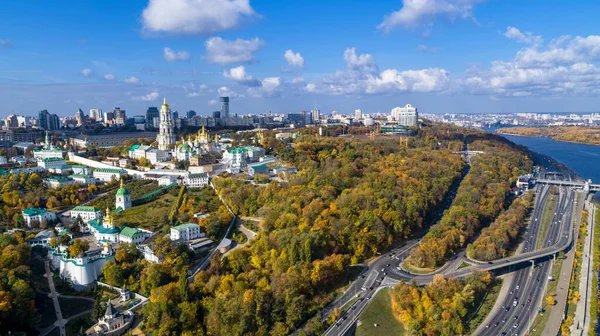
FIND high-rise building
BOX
[220,97,230,119]
[146,107,159,129]
[156,98,176,150]
[76,108,85,126]
[186,110,196,119]
[114,107,126,125]
[89,109,103,121]
[172,111,179,120]
[103,111,115,124]
[212,111,221,119]
[354,109,362,119]
[16,116,30,128]
[311,108,320,122]
[38,110,60,131]
[391,104,418,127]
[4,114,18,129]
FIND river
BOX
[485,129,600,182]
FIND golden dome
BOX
[161,97,170,110]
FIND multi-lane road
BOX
[481,185,575,336]
[323,173,581,336]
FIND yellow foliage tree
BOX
[547,295,556,306]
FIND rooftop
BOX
[71,206,100,212]
[71,174,92,178]
[45,176,74,182]
[120,226,144,239]
[42,157,65,162]
[22,208,52,216]
[171,223,200,231]
[93,168,125,174]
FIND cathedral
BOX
[175,126,221,161]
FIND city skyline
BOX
[2,0,600,116]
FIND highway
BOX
[323,178,579,336]
[480,184,575,336]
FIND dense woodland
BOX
[133,124,536,336]
[408,138,532,268]
[390,271,493,335]
[467,191,534,260]
[0,233,35,334]
[497,126,600,146]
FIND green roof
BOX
[116,187,130,196]
[129,144,140,151]
[93,168,125,174]
[22,208,52,216]
[171,223,199,231]
[45,176,74,182]
[250,164,268,170]
[0,170,10,176]
[188,173,208,178]
[89,221,120,234]
[71,206,100,212]
[120,226,144,239]
[42,157,65,162]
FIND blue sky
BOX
[2,0,600,117]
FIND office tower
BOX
[156,98,176,150]
[89,109,102,121]
[311,108,320,122]
[38,109,60,130]
[212,111,221,119]
[103,111,115,123]
[16,116,30,127]
[146,107,159,129]
[354,109,362,119]
[186,110,196,119]
[4,114,18,129]
[172,111,179,119]
[303,110,313,125]
[391,104,418,127]
[114,107,126,125]
[75,108,85,126]
[220,96,230,119]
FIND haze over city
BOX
[2,0,600,116]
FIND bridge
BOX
[536,179,600,192]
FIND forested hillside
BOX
[139,124,533,335]
[497,126,600,146]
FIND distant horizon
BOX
[2,1,600,116]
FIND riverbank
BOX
[496,126,600,147]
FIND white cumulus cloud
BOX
[248,77,281,97]
[124,76,140,84]
[461,33,600,97]
[378,0,486,32]
[344,48,379,73]
[504,26,542,45]
[204,37,265,65]
[134,91,160,101]
[164,47,190,62]
[142,0,257,35]
[284,49,304,68]
[104,74,115,80]
[208,99,218,105]
[81,68,93,77]
[223,65,260,86]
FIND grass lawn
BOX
[528,257,565,336]
[65,312,94,336]
[465,279,503,334]
[401,257,437,274]
[58,297,94,319]
[355,288,404,336]
[35,291,57,329]
[458,261,472,269]
[537,190,558,249]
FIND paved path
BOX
[570,201,594,334]
[44,260,66,336]
[222,222,258,257]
